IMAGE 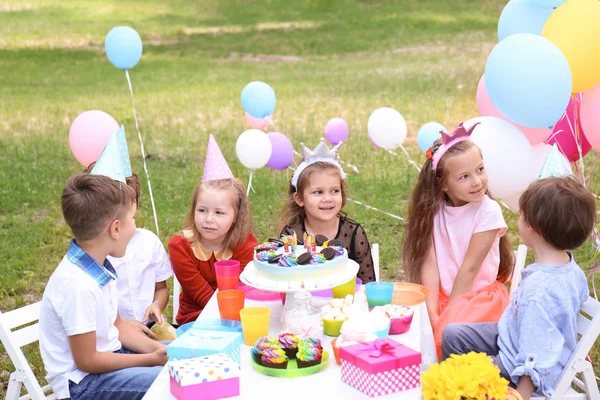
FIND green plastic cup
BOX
[331,276,356,299]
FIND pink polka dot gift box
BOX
[339,338,421,397]
[169,353,241,400]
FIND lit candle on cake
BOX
[283,237,289,253]
[306,237,312,254]
[303,232,308,244]
[292,232,297,255]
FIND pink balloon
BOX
[245,112,270,130]
[581,83,600,152]
[547,94,591,162]
[476,74,550,145]
[69,110,119,167]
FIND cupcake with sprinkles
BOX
[252,336,278,365]
[296,338,323,368]
[261,346,289,369]
[278,332,300,359]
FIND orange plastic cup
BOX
[331,276,356,299]
[217,290,245,321]
[239,307,270,346]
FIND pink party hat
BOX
[202,134,234,182]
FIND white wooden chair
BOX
[0,302,57,400]
[172,275,181,324]
[371,243,380,282]
[510,244,528,300]
[170,243,382,322]
[531,296,600,399]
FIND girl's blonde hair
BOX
[277,162,347,232]
[402,139,513,284]
[181,178,253,250]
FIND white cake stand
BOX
[240,260,360,322]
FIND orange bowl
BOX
[330,338,341,365]
[392,283,430,306]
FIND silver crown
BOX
[300,138,342,163]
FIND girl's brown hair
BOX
[402,139,513,284]
[181,178,253,251]
[277,162,347,232]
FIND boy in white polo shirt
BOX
[40,173,167,400]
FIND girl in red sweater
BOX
[169,135,258,324]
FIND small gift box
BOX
[169,354,240,400]
[167,330,242,363]
[339,338,422,397]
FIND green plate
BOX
[251,351,330,377]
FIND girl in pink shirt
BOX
[402,122,513,357]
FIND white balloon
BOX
[367,107,407,150]
[500,192,521,212]
[467,116,533,199]
[236,129,272,170]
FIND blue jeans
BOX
[68,348,162,400]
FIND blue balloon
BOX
[241,81,276,119]
[498,0,566,41]
[417,122,446,153]
[105,26,143,70]
[485,34,572,129]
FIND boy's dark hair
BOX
[520,176,596,250]
[84,162,141,206]
[61,174,136,241]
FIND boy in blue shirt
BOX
[442,177,594,399]
[40,174,167,400]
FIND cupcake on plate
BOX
[296,338,323,369]
[261,346,289,369]
[278,332,300,359]
[252,336,278,365]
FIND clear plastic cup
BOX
[216,289,245,321]
[239,307,270,346]
[215,260,240,291]
[365,282,394,309]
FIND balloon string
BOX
[125,70,160,236]
[572,93,585,182]
[399,145,421,173]
[387,146,421,173]
[347,198,404,221]
[246,171,254,196]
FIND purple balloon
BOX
[324,117,349,145]
[266,132,294,170]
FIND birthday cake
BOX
[241,233,356,291]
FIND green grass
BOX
[1,0,599,395]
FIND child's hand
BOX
[144,302,165,325]
[151,346,168,366]
[124,318,157,340]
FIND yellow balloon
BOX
[542,0,600,93]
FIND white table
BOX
[143,292,437,400]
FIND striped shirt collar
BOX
[66,239,118,288]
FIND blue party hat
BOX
[91,133,126,183]
[538,144,572,180]
[116,125,132,177]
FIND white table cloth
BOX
[143,290,437,400]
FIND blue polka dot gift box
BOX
[167,330,242,363]
[169,353,241,400]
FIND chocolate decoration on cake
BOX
[320,247,336,260]
[297,252,312,265]
[327,239,343,248]
[315,234,328,246]
[255,246,274,253]
[268,254,282,264]
[268,238,284,247]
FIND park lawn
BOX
[1,0,598,395]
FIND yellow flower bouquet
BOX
[422,352,523,400]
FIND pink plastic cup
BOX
[215,260,240,291]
